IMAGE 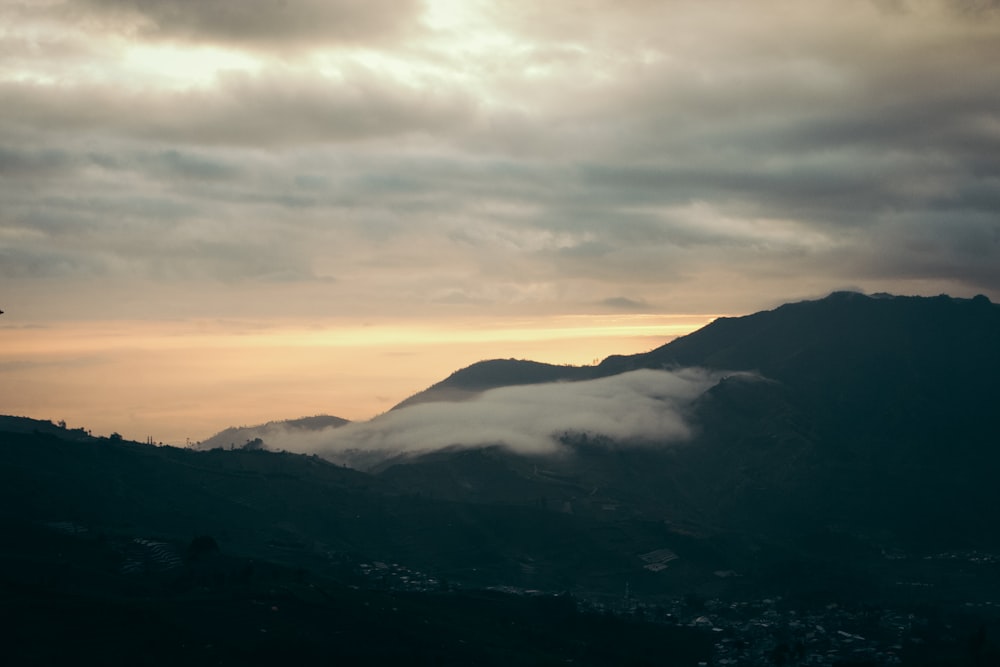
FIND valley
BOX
[3,292,1000,665]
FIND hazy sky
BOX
[2,0,999,442]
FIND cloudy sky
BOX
[2,0,999,442]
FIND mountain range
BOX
[202,291,1000,549]
[3,291,999,665]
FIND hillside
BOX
[378,292,1000,552]
[197,414,350,451]
[391,359,592,410]
[5,292,1000,665]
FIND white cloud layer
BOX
[259,368,721,467]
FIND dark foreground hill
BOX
[0,427,713,665]
[0,514,708,667]
[3,427,998,665]
[0,428,696,593]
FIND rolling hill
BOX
[197,414,350,451]
[4,291,1000,665]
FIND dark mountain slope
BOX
[378,293,1000,553]
[395,291,1000,460]
[0,428,731,596]
[394,292,1000,428]
[392,359,591,410]
[606,292,1000,422]
[641,292,996,371]
[198,414,349,451]
[0,415,95,441]
[0,495,710,667]
[644,293,1000,530]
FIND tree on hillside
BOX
[242,437,264,451]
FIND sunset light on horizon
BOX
[2,0,998,444]
[0,312,718,443]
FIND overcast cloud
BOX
[2,0,999,316]
[4,0,1000,442]
[67,0,423,47]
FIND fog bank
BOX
[263,368,723,468]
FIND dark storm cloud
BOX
[71,0,424,47]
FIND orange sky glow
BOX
[1,314,718,444]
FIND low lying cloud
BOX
[260,368,722,468]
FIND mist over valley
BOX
[5,292,1000,665]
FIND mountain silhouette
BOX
[197,414,349,451]
[380,292,1000,551]
[4,292,1000,665]
[400,291,998,416]
[392,359,591,410]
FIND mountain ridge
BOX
[374,291,1000,551]
[5,291,1000,665]
[197,414,349,451]
[391,291,998,411]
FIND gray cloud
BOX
[69,0,424,48]
[0,68,476,147]
[0,146,77,179]
[253,368,721,467]
[599,297,651,311]
[2,0,999,323]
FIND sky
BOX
[2,0,999,443]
